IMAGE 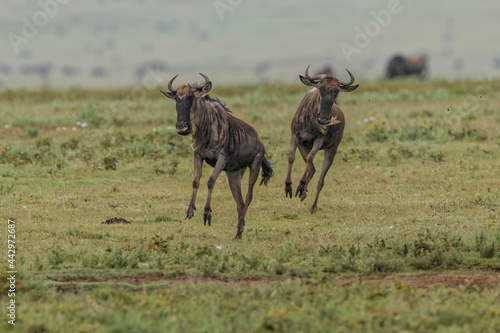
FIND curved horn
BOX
[189,73,211,89]
[304,65,313,80]
[339,69,355,86]
[305,65,326,82]
[167,75,179,93]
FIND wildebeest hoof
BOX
[185,207,195,220]
[296,185,307,201]
[310,205,318,214]
[203,208,212,226]
[285,183,293,198]
[233,228,243,240]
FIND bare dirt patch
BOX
[332,273,500,289]
[54,272,500,290]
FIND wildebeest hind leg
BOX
[226,169,245,239]
[235,154,262,239]
[310,147,337,214]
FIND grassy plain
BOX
[0,79,500,332]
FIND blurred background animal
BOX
[386,55,428,79]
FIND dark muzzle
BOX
[176,122,191,135]
[318,97,335,125]
[317,115,332,125]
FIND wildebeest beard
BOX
[175,94,194,135]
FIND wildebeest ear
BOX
[200,81,212,96]
[299,75,317,87]
[340,84,359,92]
[160,90,175,99]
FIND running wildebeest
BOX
[161,73,273,239]
[285,66,359,213]
[386,55,427,79]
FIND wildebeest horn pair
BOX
[303,64,355,86]
[166,73,210,94]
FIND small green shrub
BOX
[27,128,39,138]
[77,101,105,127]
[103,155,118,170]
[48,248,66,268]
[0,182,15,195]
[104,249,136,268]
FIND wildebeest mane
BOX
[191,94,245,152]
[205,96,231,113]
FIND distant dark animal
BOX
[61,65,80,77]
[493,57,500,69]
[386,55,427,79]
[89,66,109,78]
[0,64,12,75]
[161,74,273,239]
[20,63,53,80]
[285,66,358,213]
[135,60,168,82]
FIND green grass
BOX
[4,277,500,333]
[1,79,500,331]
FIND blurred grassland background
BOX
[1,0,500,90]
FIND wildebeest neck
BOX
[189,98,230,151]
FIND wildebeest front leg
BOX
[285,134,298,198]
[203,155,227,226]
[186,153,203,220]
[310,146,337,214]
[296,138,323,201]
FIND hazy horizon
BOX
[1,0,499,90]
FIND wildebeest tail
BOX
[260,157,273,186]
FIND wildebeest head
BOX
[299,65,359,125]
[160,73,212,135]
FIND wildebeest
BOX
[285,66,358,213]
[161,73,273,239]
[386,55,427,79]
